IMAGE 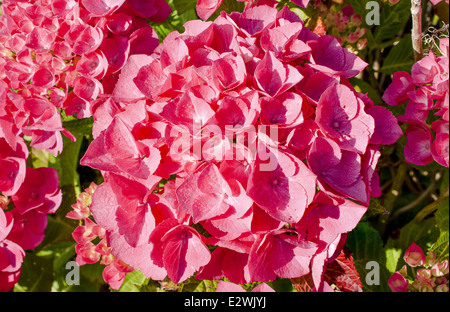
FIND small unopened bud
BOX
[389,272,409,292]
[424,251,436,268]
[416,268,433,284]
[419,282,434,292]
[399,265,408,277]
[435,284,449,292]
[404,243,426,267]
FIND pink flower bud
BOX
[425,250,437,267]
[389,272,409,292]
[435,284,449,292]
[419,282,434,292]
[404,243,426,267]
[435,276,447,285]
[416,269,434,285]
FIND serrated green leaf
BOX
[436,197,449,232]
[431,230,449,261]
[114,270,148,292]
[374,0,411,42]
[379,34,414,74]
[346,222,391,292]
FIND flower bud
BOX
[403,242,426,267]
[419,282,434,292]
[389,272,409,292]
[435,284,449,292]
[424,250,436,267]
[417,268,433,283]
[399,265,408,277]
[435,276,447,286]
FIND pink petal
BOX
[382,72,415,106]
[196,0,224,21]
[366,106,403,145]
[404,125,433,166]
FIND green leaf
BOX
[431,230,449,261]
[114,270,148,292]
[349,77,383,105]
[385,217,440,271]
[379,34,414,75]
[171,0,197,16]
[179,277,217,292]
[15,253,54,292]
[385,248,402,274]
[346,222,391,292]
[436,197,449,232]
[374,0,411,42]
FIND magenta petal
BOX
[431,132,449,167]
[308,136,368,204]
[366,106,403,145]
[382,71,414,106]
[404,125,433,166]
[316,84,374,154]
[254,51,303,97]
[308,35,368,78]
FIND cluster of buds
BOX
[312,0,368,52]
[389,243,449,292]
[66,183,134,290]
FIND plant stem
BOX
[377,162,408,237]
[411,0,423,61]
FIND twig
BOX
[412,0,424,61]
[390,176,436,220]
[377,162,408,236]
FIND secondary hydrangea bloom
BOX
[383,38,449,167]
[311,0,368,52]
[389,243,449,292]
[81,3,402,291]
[66,182,135,290]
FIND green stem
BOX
[377,162,409,237]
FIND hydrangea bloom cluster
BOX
[383,38,449,167]
[0,0,170,292]
[0,164,61,291]
[66,182,134,290]
[196,0,310,21]
[389,243,449,292]
[80,3,403,291]
[312,0,367,52]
